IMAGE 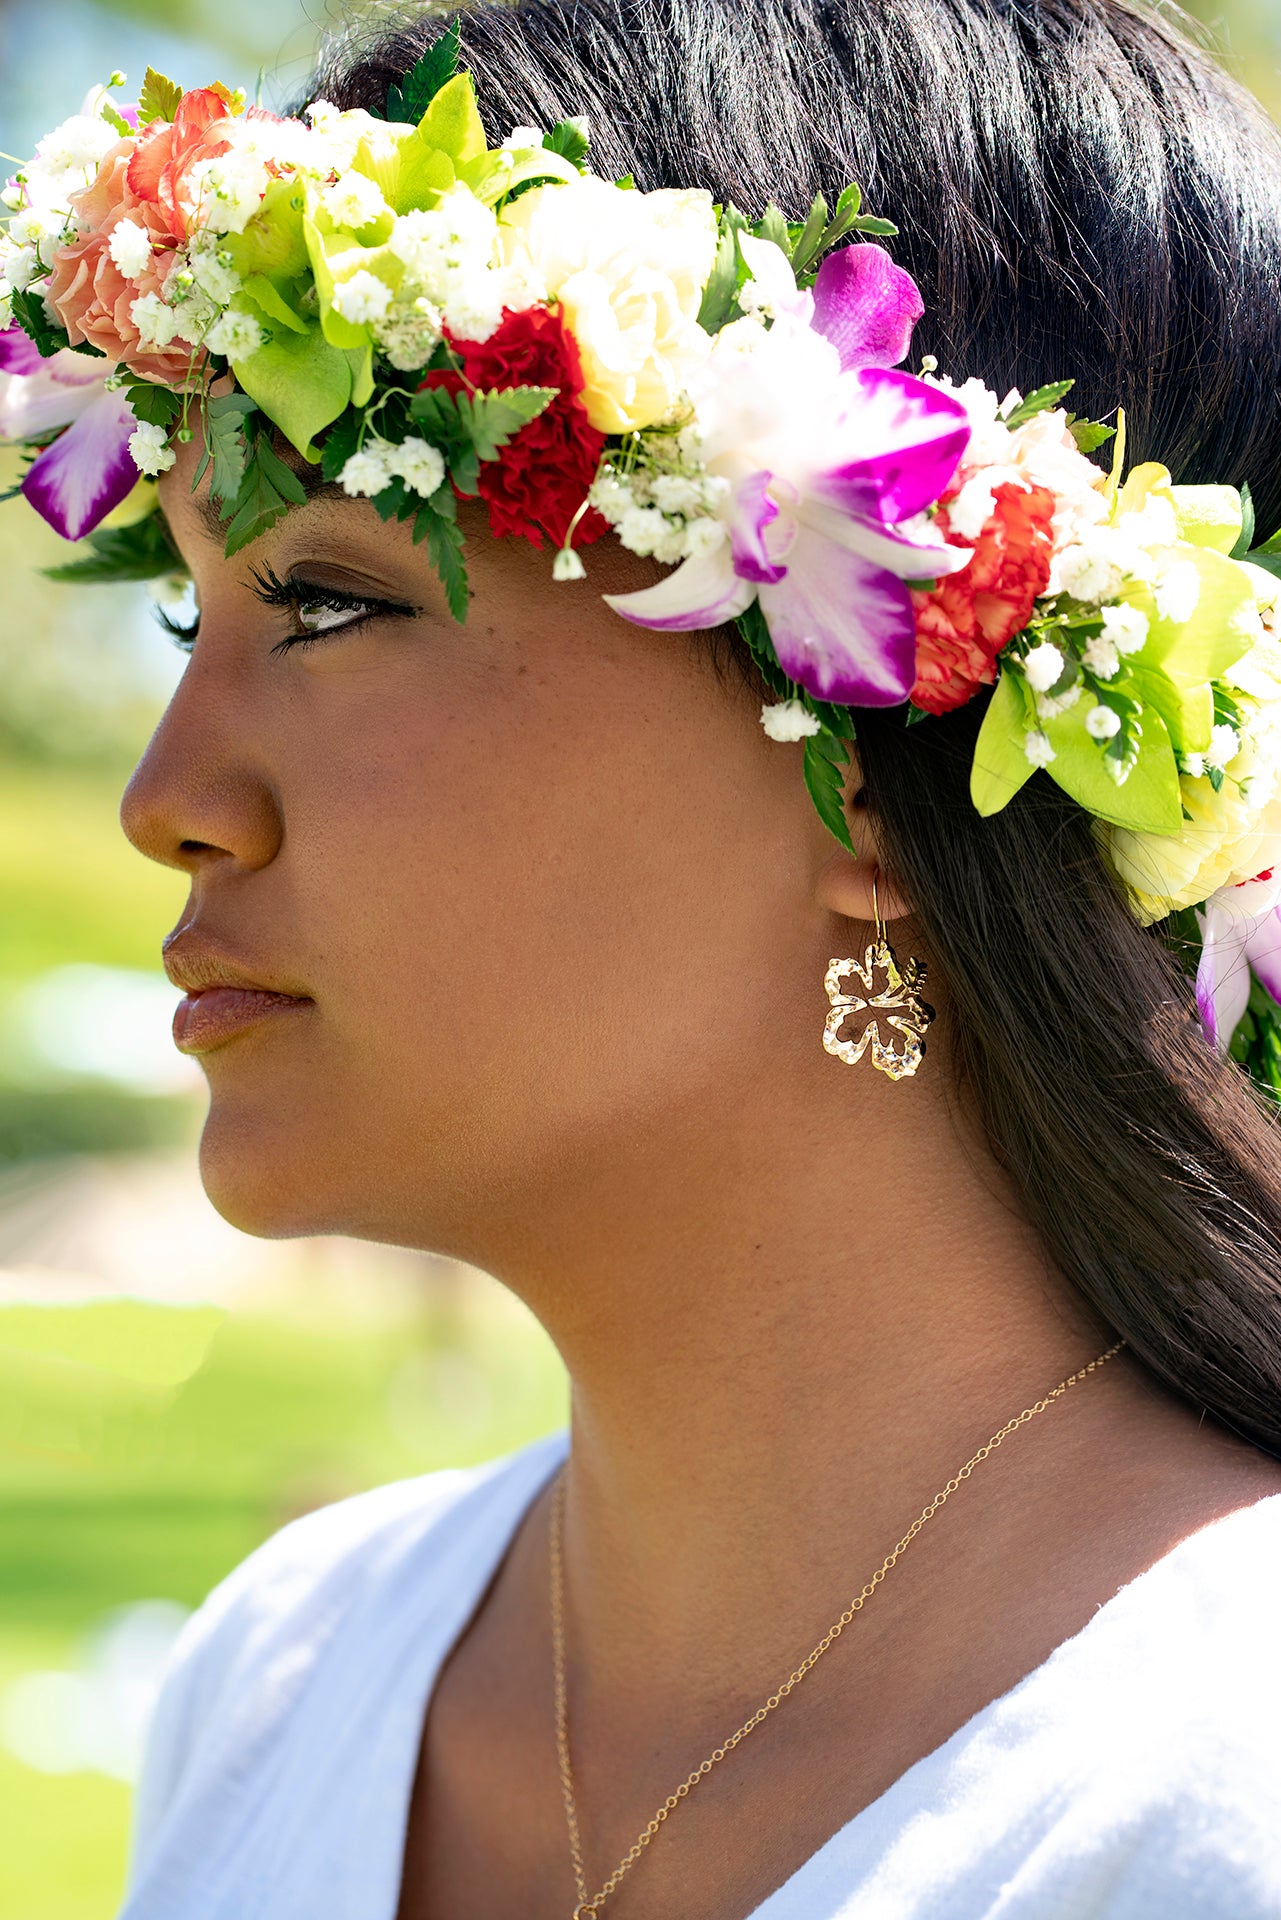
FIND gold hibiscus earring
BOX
[822,873,935,1080]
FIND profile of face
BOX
[122,445,921,1268]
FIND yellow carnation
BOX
[497,175,717,432]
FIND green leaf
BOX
[735,601,792,700]
[788,192,830,277]
[383,20,461,124]
[543,117,590,167]
[416,71,487,168]
[845,215,898,237]
[1067,416,1116,454]
[803,731,854,854]
[138,66,183,127]
[697,222,742,333]
[1003,380,1075,428]
[462,386,556,461]
[1041,696,1182,833]
[1233,481,1257,560]
[970,666,1037,815]
[413,491,469,622]
[42,509,183,584]
[223,435,308,558]
[755,204,791,252]
[904,703,933,726]
[233,322,353,457]
[100,99,133,138]
[206,393,256,511]
[126,381,182,429]
[11,286,70,358]
[239,274,309,334]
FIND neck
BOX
[473,1049,1129,1707]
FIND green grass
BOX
[0,765,184,980]
[0,1289,568,1918]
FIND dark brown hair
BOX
[315,0,1281,1456]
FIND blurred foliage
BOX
[0,1288,566,1919]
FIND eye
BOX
[248,563,420,653]
[153,604,201,653]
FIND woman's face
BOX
[123,447,846,1260]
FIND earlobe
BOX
[813,829,914,929]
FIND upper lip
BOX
[162,930,312,1000]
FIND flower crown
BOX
[5,29,1281,1092]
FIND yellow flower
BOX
[498,175,717,432]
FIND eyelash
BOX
[153,566,418,655]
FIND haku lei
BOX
[4,28,1281,1092]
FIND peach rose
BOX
[43,138,194,382]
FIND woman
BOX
[8,0,1281,1913]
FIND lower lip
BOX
[173,987,313,1055]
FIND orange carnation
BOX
[44,140,192,383]
[910,481,1057,715]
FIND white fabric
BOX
[117,1428,1281,1920]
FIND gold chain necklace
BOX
[549,1339,1125,1919]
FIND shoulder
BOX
[126,1429,567,1886]
[829,1495,1281,1919]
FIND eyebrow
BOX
[194,464,351,544]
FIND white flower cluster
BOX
[337,436,447,500]
[380,188,531,363]
[128,420,176,476]
[589,425,730,567]
[0,84,122,326]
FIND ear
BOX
[812,746,915,926]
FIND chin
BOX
[196,1099,355,1240]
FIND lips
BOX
[172,985,312,1054]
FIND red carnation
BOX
[423,307,610,552]
[910,481,1057,715]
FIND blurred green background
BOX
[1,0,1278,1914]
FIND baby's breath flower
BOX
[761,700,822,743]
[1154,561,1201,626]
[107,217,153,280]
[203,309,264,359]
[1023,729,1056,767]
[1100,602,1149,656]
[331,270,393,326]
[1207,723,1241,771]
[1081,633,1120,680]
[385,437,445,498]
[1085,703,1121,740]
[552,547,587,581]
[1023,641,1065,692]
[338,444,394,498]
[128,421,176,477]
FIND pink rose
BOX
[44,139,195,383]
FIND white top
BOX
[117,1429,1281,1920]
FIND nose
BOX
[120,650,284,879]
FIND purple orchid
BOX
[1195,874,1281,1054]
[0,324,139,541]
[604,244,973,706]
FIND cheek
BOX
[198,618,814,1246]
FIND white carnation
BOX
[128,421,176,477]
[107,217,153,280]
[1023,641,1065,692]
[761,700,822,743]
[331,270,393,326]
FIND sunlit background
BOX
[1,0,1279,1913]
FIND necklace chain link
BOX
[550,1339,1126,1918]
